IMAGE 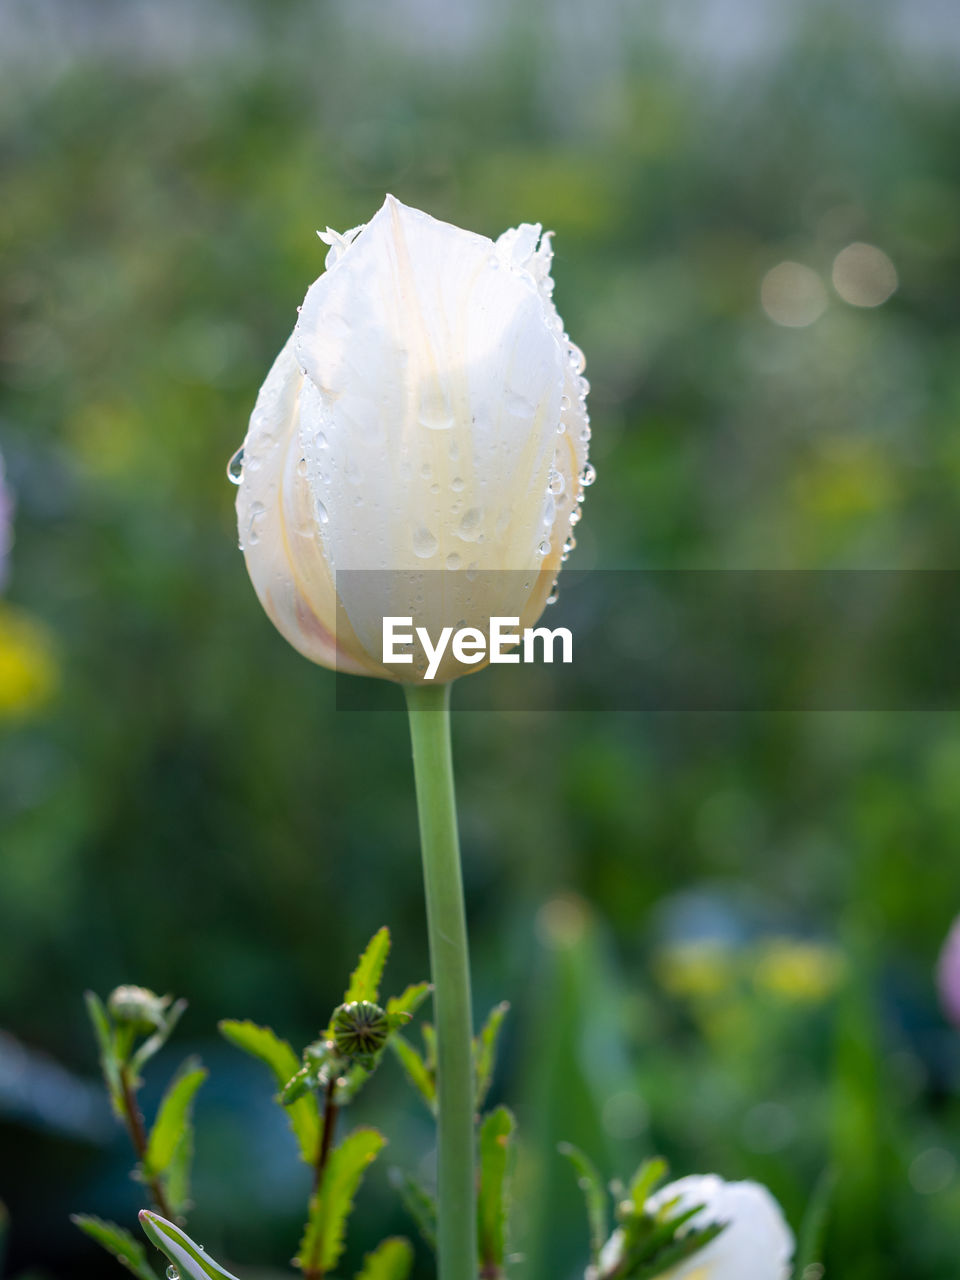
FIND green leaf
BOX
[139,1212,239,1280]
[629,1158,668,1215]
[131,999,188,1076]
[354,1237,414,1280]
[477,1106,516,1276]
[297,1128,387,1275]
[344,928,391,1005]
[388,1036,436,1112]
[474,1002,509,1110]
[72,1215,158,1280]
[219,1020,320,1163]
[558,1142,609,1264]
[794,1167,835,1277]
[628,1223,724,1280]
[390,1170,437,1251]
[145,1058,207,1178]
[85,991,124,1116]
[386,983,431,1021]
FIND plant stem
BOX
[119,1067,175,1221]
[404,682,476,1280]
[303,1075,339,1280]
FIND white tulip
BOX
[232,195,591,682]
[599,1175,795,1280]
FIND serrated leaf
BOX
[474,1002,509,1111]
[219,1020,320,1163]
[628,1222,725,1280]
[390,1170,437,1251]
[131,1000,188,1076]
[145,1058,207,1178]
[386,983,431,1021]
[72,1215,157,1280]
[139,1212,239,1280]
[558,1143,608,1264]
[297,1128,387,1274]
[388,1036,436,1113]
[85,991,125,1116]
[477,1106,516,1275]
[344,928,391,1005]
[354,1237,414,1280]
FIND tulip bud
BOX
[232,195,591,682]
[628,1175,794,1280]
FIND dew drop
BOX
[458,508,483,542]
[543,495,556,527]
[314,430,328,450]
[413,527,438,558]
[556,420,567,434]
[568,343,586,374]
[445,552,462,570]
[580,426,592,443]
[430,482,441,495]
[166,1267,180,1280]
[579,463,597,487]
[451,476,465,492]
[248,502,266,545]
[569,508,582,526]
[316,501,329,525]
[560,394,571,411]
[563,536,577,555]
[546,591,558,606]
[226,447,244,484]
[548,469,565,496]
[537,538,551,557]
[296,458,308,477]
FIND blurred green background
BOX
[2,1,960,1277]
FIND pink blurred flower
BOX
[937,916,960,1027]
[0,451,11,592]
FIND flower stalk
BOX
[404,682,476,1280]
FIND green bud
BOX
[331,1000,389,1061]
[107,986,170,1035]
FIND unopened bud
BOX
[331,1000,389,1061]
[107,985,169,1034]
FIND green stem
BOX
[404,682,476,1280]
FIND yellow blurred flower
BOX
[753,939,845,1003]
[0,604,58,717]
[655,941,737,998]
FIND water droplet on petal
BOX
[451,476,465,492]
[413,527,438,558]
[297,458,308,477]
[314,430,328,450]
[458,508,483,542]
[537,538,551,557]
[248,502,266,545]
[316,501,329,525]
[569,508,582,526]
[446,552,461,570]
[548,469,565,496]
[226,447,244,484]
[579,463,596,487]
[166,1266,180,1280]
[546,591,559,606]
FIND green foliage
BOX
[477,1106,516,1278]
[218,1019,320,1162]
[343,927,391,1006]
[145,1058,207,1181]
[558,1144,608,1264]
[562,1155,726,1280]
[354,1238,414,1280]
[84,991,125,1118]
[386,984,432,1021]
[388,1033,436,1113]
[474,1002,510,1111]
[296,1128,387,1276]
[71,1216,158,1280]
[139,1212,239,1280]
[390,1171,437,1251]
[794,1168,836,1278]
